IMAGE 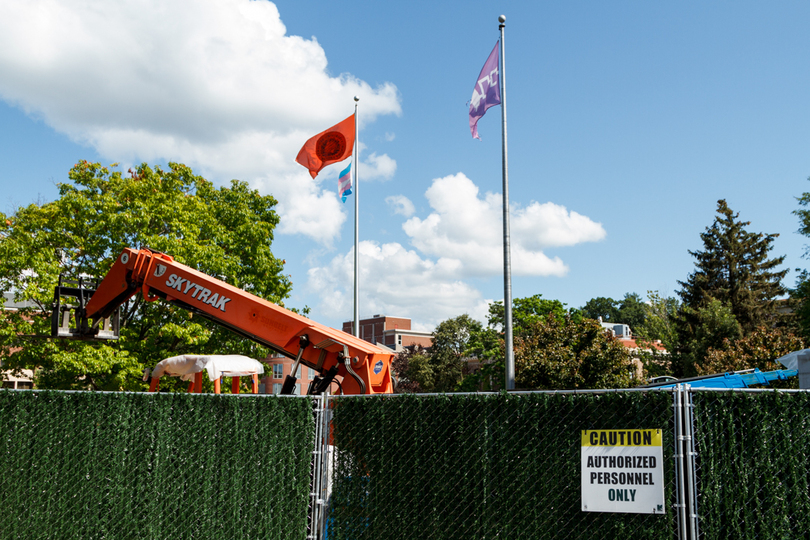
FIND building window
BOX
[397,335,402,346]
[308,367,315,380]
[272,383,282,394]
[273,364,283,379]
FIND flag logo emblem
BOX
[316,132,347,161]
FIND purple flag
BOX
[469,41,501,139]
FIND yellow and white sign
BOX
[581,429,665,514]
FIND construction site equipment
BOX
[51,247,394,395]
[644,367,797,389]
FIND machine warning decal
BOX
[373,360,383,375]
[154,264,167,277]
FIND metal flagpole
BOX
[353,96,360,338]
[499,15,515,391]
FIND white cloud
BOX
[385,195,415,217]
[307,240,491,330]
[384,132,396,142]
[0,0,400,244]
[402,173,606,277]
[361,152,397,181]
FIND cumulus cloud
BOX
[307,241,491,330]
[362,152,397,181]
[385,195,415,217]
[0,0,400,244]
[403,173,606,277]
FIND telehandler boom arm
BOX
[52,247,393,395]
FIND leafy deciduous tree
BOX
[699,326,804,380]
[514,315,635,390]
[0,161,291,391]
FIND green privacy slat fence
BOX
[328,391,678,540]
[0,390,314,540]
[692,390,810,540]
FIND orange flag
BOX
[296,114,356,179]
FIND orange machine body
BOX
[84,248,393,395]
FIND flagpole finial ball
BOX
[354,96,359,102]
[498,14,506,23]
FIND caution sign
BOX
[581,429,665,514]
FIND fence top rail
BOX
[0,388,318,399]
[329,386,677,399]
[685,386,810,394]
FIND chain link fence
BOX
[326,390,679,540]
[3,386,809,539]
[0,390,315,540]
[691,388,810,540]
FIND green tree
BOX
[460,294,581,392]
[633,292,680,379]
[677,299,743,376]
[616,292,647,331]
[635,292,680,349]
[391,345,433,393]
[429,314,483,392]
[675,200,787,375]
[791,182,810,340]
[487,294,573,334]
[514,315,635,390]
[0,161,291,391]
[580,296,619,323]
[699,326,804,380]
[678,199,787,333]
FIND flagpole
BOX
[499,15,515,391]
[353,96,360,339]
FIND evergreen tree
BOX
[675,200,787,375]
[678,199,786,332]
[791,182,810,339]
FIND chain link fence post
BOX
[683,386,699,540]
[674,384,689,540]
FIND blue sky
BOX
[2,0,809,331]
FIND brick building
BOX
[262,315,433,395]
[341,315,433,352]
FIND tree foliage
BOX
[392,315,484,393]
[699,326,804,379]
[514,315,635,390]
[580,293,646,330]
[580,296,619,323]
[633,291,680,351]
[674,200,787,376]
[791,181,810,340]
[391,345,432,393]
[675,298,743,376]
[0,161,291,391]
[678,199,786,332]
[487,294,575,334]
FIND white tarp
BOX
[151,354,265,382]
[776,349,810,371]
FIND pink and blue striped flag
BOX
[338,163,352,203]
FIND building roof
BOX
[619,339,667,352]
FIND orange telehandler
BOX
[50,247,394,396]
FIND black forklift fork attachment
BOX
[51,275,120,340]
